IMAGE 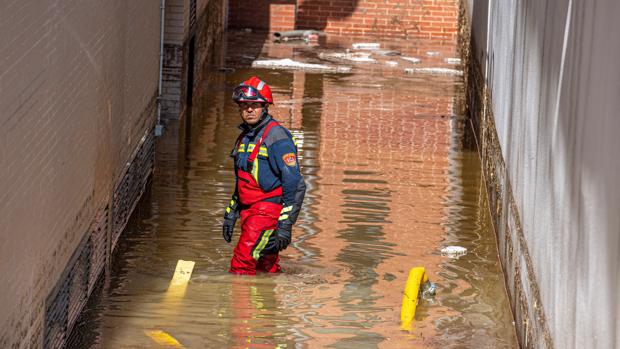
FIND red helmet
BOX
[232,76,274,105]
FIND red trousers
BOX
[229,201,282,275]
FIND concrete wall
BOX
[228,0,459,39]
[0,1,160,347]
[162,0,227,119]
[465,1,620,348]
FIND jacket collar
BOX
[238,114,272,138]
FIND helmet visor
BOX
[232,85,263,102]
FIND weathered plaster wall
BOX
[161,0,227,119]
[0,1,159,347]
[466,1,620,348]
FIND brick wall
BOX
[0,1,160,347]
[228,0,459,39]
[188,0,228,97]
[228,0,297,32]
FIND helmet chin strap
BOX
[260,107,269,120]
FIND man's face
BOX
[238,102,265,126]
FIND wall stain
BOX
[459,1,554,348]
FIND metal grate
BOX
[190,0,197,30]
[88,207,108,295]
[67,242,89,335]
[111,130,155,252]
[45,127,154,348]
[44,233,89,349]
[44,274,69,349]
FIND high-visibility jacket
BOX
[231,115,306,230]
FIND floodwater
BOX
[70,33,518,348]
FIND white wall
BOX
[469,1,620,348]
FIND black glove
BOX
[222,196,239,243]
[272,226,292,251]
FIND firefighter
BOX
[222,76,306,275]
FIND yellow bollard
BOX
[144,330,185,348]
[144,260,194,347]
[165,260,195,302]
[163,259,196,306]
[170,260,195,286]
[400,267,429,331]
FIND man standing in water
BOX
[222,76,306,275]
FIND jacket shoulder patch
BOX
[282,153,297,167]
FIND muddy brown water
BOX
[69,34,518,348]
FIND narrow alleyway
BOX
[69,33,518,348]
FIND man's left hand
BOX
[272,227,292,251]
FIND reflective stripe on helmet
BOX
[233,76,274,104]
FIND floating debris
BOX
[426,51,440,57]
[319,52,376,63]
[252,58,351,72]
[376,50,401,56]
[405,67,463,76]
[401,56,421,64]
[440,245,468,257]
[445,57,461,65]
[420,281,438,299]
[273,30,324,42]
[352,42,380,50]
[385,61,399,67]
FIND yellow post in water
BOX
[170,259,195,286]
[400,267,429,331]
[165,259,195,300]
[143,260,194,347]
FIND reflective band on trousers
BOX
[252,229,274,260]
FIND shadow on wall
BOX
[296,0,359,31]
[226,0,360,69]
[228,0,360,33]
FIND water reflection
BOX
[70,35,517,349]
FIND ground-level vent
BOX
[111,130,155,252]
[43,206,107,349]
[44,127,155,349]
[88,208,109,294]
[190,0,197,30]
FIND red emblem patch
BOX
[282,153,297,166]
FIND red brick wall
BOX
[228,0,296,32]
[228,0,458,39]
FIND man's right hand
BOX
[222,195,240,243]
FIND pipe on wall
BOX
[155,0,166,136]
